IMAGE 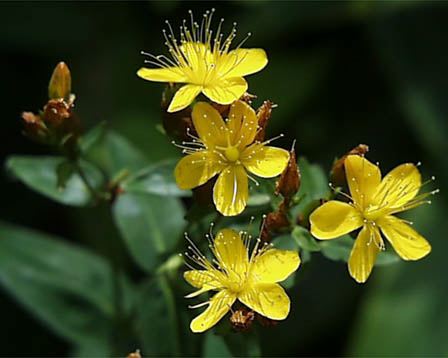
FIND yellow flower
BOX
[174,101,290,216]
[137,9,268,113]
[183,228,300,333]
[310,155,435,283]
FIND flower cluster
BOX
[137,9,435,334]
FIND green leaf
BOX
[6,155,103,206]
[203,332,232,357]
[320,235,400,265]
[78,121,107,154]
[56,160,76,189]
[0,221,116,347]
[123,158,190,197]
[135,276,180,356]
[82,129,149,179]
[292,226,321,252]
[113,192,186,272]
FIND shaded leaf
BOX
[292,226,321,252]
[113,192,186,273]
[6,155,103,206]
[0,221,116,347]
[123,158,190,197]
[135,276,180,356]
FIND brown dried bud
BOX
[127,350,142,358]
[48,62,71,100]
[275,148,300,200]
[260,202,290,242]
[43,98,72,126]
[254,100,274,142]
[230,307,255,332]
[330,144,369,187]
[21,111,47,142]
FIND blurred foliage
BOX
[0,0,446,357]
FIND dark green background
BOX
[1,1,447,356]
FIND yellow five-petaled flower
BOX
[174,100,290,216]
[310,155,434,283]
[184,228,300,333]
[137,10,268,112]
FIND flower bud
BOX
[330,144,369,187]
[48,62,71,100]
[260,202,290,242]
[21,111,48,142]
[230,307,255,332]
[254,100,273,142]
[275,148,300,200]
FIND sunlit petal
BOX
[239,283,290,320]
[168,84,202,113]
[174,151,224,190]
[190,290,236,333]
[348,226,381,283]
[213,165,248,216]
[344,155,381,208]
[202,77,248,105]
[191,102,228,149]
[241,145,289,178]
[310,201,363,239]
[251,249,300,284]
[137,67,187,83]
[227,100,258,148]
[214,229,249,274]
[378,215,431,260]
[219,48,268,78]
[373,163,421,211]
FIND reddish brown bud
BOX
[255,100,274,142]
[260,202,290,242]
[275,148,300,200]
[43,98,72,126]
[230,307,255,332]
[330,144,369,187]
[48,62,71,100]
[21,111,47,142]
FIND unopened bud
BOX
[275,148,300,200]
[255,100,273,142]
[43,99,72,126]
[21,111,47,142]
[127,350,142,358]
[331,144,369,187]
[48,62,71,100]
[230,307,255,332]
[260,202,290,242]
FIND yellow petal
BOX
[174,151,224,190]
[241,145,290,178]
[344,155,381,208]
[168,84,202,113]
[226,100,258,149]
[219,48,268,78]
[191,102,227,148]
[190,290,236,333]
[137,67,187,83]
[373,163,421,211]
[239,283,290,320]
[251,249,300,284]
[348,226,381,283]
[310,201,363,240]
[378,215,431,260]
[214,229,248,273]
[213,165,248,216]
[184,270,221,289]
[202,77,248,105]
